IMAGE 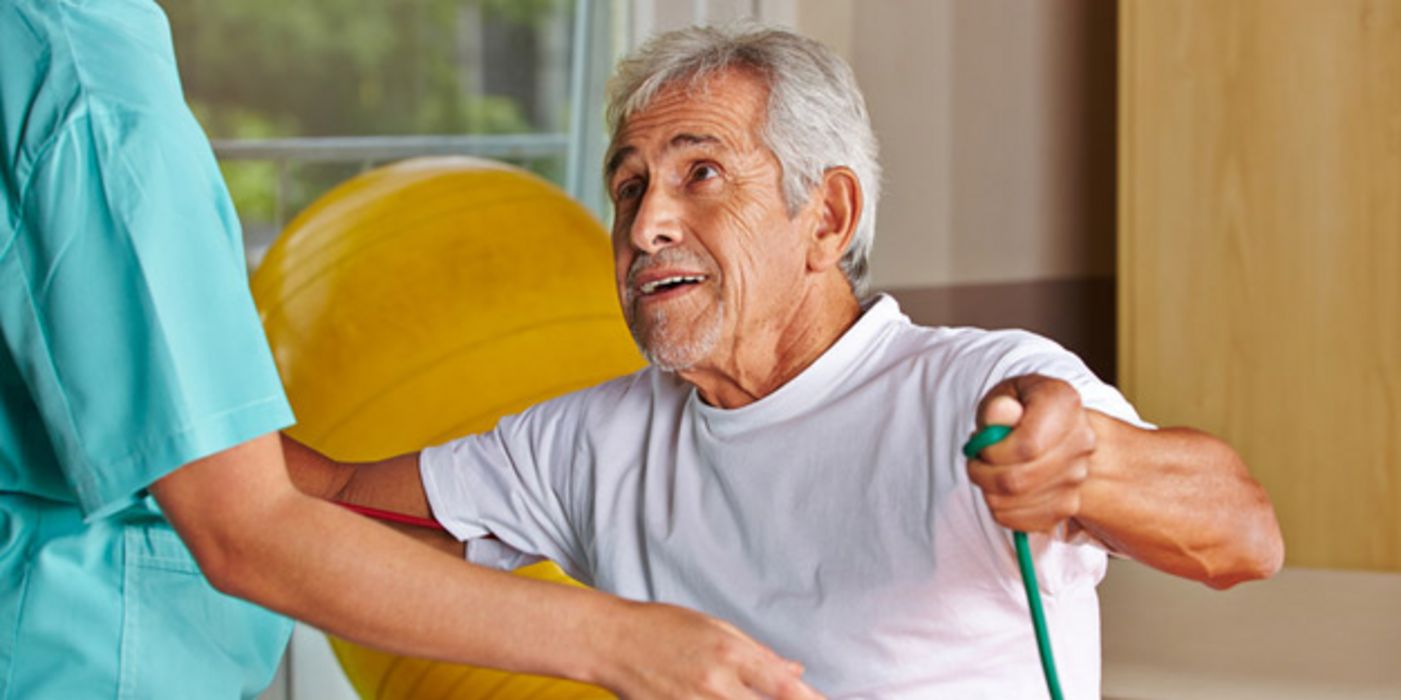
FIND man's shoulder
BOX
[893,321,1144,424]
[882,319,1071,375]
[860,295,1070,369]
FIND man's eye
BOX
[691,163,720,182]
[615,179,644,200]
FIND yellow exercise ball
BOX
[250,156,640,699]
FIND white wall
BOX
[830,0,955,288]
[797,0,1116,289]
[633,0,1118,290]
[629,0,797,44]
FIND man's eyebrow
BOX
[605,146,636,179]
[668,133,720,150]
[605,133,722,179]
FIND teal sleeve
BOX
[3,103,294,520]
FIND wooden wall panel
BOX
[1119,0,1401,570]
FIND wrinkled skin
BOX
[606,68,861,407]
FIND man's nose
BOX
[628,188,683,255]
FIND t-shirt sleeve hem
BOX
[420,440,492,544]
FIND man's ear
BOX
[806,166,862,273]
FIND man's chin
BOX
[637,337,705,373]
[627,303,723,372]
[633,324,723,372]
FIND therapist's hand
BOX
[597,600,822,700]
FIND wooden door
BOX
[1119,0,1401,570]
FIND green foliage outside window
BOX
[162,0,575,244]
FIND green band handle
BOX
[964,425,1065,700]
[961,424,1014,460]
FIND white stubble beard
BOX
[623,250,723,372]
[629,296,723,372]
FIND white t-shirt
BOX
[422,294,1147,698]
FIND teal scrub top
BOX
[0,1,296,697]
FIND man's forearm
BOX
[1077,414,1284,588]
[281,434,353,499]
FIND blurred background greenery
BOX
[162,0,585,260]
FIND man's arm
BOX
[966,374,1284,589]
[151,433,820,699]
[280,436,462,556]
[280,436,429,516]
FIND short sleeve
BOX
[420,399,591,582]
[0,104,293,520]
[989,332,1153,431]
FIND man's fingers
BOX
[1007,378,1082,455]
[976,379,1020,428]
[968,375,1097,533]
[969,449,1091,497]
[981,394,1023,429]
[980,393,1090,466]
[969,445,1091,531]
[985,485,1082,532]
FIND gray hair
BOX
[605,24,881,295]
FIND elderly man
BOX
[288,25,1282,697]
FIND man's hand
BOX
[965,373,1284,588]
[598,600,823,700]
[966,374,1095,533]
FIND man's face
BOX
[607,69,810,372]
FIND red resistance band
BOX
[337,501,447,531]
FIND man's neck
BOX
[679,281,862,409]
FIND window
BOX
[164,0,622,265]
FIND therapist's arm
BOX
[150,433,819,699]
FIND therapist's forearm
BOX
[224,491,611,673]
[156,434,822,697]
[155,434,610,677]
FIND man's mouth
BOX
[638,274,708,296]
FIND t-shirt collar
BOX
[689,293,907,432]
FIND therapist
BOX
[0,1,819,698]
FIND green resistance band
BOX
[963,425,1064,700]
